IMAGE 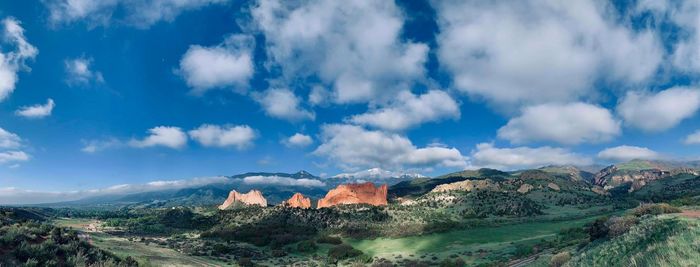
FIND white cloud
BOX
[0,128,21,149]
[471,143,592,170]
[0,176,230,205]
[617,87,700,132]
[44,0,227,28]
[314,124,468,171]
[498,102,620,145]
[251,0,428,104]
[597,145,660,162]
[178,34,254,94]
[0,151,29,164]
[253,88,314,121]
[129,126,187,149]
[434,0,662,108]
[81,138,122,153]
[65,57,104,86]
[0,18,38,101]
[283,133,312,148]
[685,130,700,145]
[348,90,460,131]
[188,124,256,150]
[15,99,55,118]
[239,175,325,187]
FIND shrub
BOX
[589,216,609,241]
[633,203,681,217]
[606,216,639,237]
[549,251,571,267]
[328,244,363,260]
[296,240,317,253]
[439,258,466,267]
[317,235,342,245]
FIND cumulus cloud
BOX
[251,0,428,104]
[178,34,254,94]
[0,18,38,101]
[349,90,460,131]
[44,0,227,28]
[15,99,55,118]
[129,126,188,149]
[498,102,620,145]
[471,143,592,170]
[188,124,256,150]
[0,151,29,164]
[685,130,700,145]
[238,175,325,187]
[0,176,230,205]
[64,57,104,86]
[617,87,700,132]
[597,145,660,162]
[434,0,662,108]
[283,133,312,148]
[253,88,314,121]
[0,128,21,149]
[314,124,468,171]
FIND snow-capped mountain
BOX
[332,168,427,179]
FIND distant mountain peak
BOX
[332,168,426,179]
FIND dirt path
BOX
[679,210,700,219]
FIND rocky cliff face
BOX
[593,165,698,192]
[218,190,267,210]
[283,193,311,209]
[317,182,388,208]
[431,179,499,193]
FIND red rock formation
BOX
[317,182,387,208]
[283,193,311,209]
[218,190,267,210]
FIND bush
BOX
[589,216,609,241]
[606,216,639,237]
[296,240,317,253]
[328,244,363,260]
[440,258,466,267]
[317,235,342,245]
[549,251,571,267]
[633,203,681,217]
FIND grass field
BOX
[346,215,604,264]
[54,218,230,267]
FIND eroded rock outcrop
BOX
[218,190,267,210]
[317,182,387,208]
[547,182,561,191]
[517,184,534,194]
[431,179,498,193]
[283,193,311,209]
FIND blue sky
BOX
[0,0,698,194]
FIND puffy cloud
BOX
[597,145,660,162]
[348,90,460,131]
[239,175,325,187]
[283,133,313,148]
[44,0,227,28]
[188,124,256,150]
[15,99,55,119]
[0,128,21,149]
[314,124,468,170]
[0,176,229,205]
[0,18,38,101]
[0,151,29,164]
[253,88,314,121]
[251,0,428,104]
[64,57,104,86]
[129,126,187,149]
[685,130,700,145]
[434,0,662,108]
[617,87,700,132]
[471,143,592,170]
[178,34,254,94]
[498,102,620,145]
